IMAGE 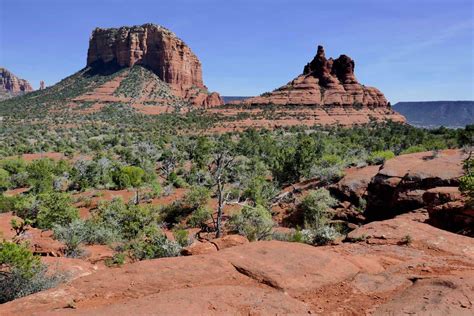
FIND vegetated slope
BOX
[0,23,223,121]
[393,101,474,128]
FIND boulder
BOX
[181,241,218,256]
[427,201,474,237]
[331,165,380,203]
[210,234,249,250]
[365,149,467,220]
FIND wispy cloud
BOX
[372,20,473,67]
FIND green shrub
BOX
[187,206,212,228]
[243,176,276,207]
[168,172,187,188]
[0,158,26,175]
[26,159,70,193]
[401,145,427,155]
[301,226,340,245]
[105,252,126,267]
[53,219,87,257]
[0,168,11,192]
[35,192,79,229]
[228,205,274,241]
[460,156,473,207]
[92,198,159,241]
[300,188,337,229]
[183,186,210,209]
[128,225,181,260]
[173,228,191,247]
[367,150,395,165]
[272,229,304,243]
[112,166,145,189]
[8,195,37,219]
[0,241,64,303]
[0,194,17,213]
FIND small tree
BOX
[209,148,235,238]
[228,205,274,241]
[36,192,79,229]
[113,166,145,204]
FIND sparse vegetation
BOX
[0,241,64,303]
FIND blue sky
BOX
[1,0,473,103]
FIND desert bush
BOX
[228,205,274,241]
[0,195,16,213]
[0,241,64,303]
[167,172,188,188]
[242,176,277,207]
[53,219,87,257]
[182,186,211,209]
[112,165,145,190]
[92,198,160,241]
[128,225,181,260]
[26,159,71,194]
[367,150,395,165]
[301,226,340,246]
[272,229,304,243]
[401,145,427,155]
[173,228,191,247]
[105,252,126,267]
[0,168,11,192]
[35,192,79,229]
[309,165,344,184]
[460,156,473,207]
[300,188,337,229]
[187,206,213,228]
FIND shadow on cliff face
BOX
[83,60,125,77]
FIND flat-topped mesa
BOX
[239,45,393,108]
[86,23,223,107]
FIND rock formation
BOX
[0,67,33,100]
[39,80,45,90]
[365,149,466,220]
[86,24,223,107]
[238,45,402,111]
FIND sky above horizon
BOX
[1,0,473,103]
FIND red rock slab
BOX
[219,241,360,295]
[379,149,466,180]
[348,212,474,259]
[49,285,312,315]
[374,275,474,315]
[334,165,381,200]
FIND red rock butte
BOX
[238,45,403,111]
[0,67,33,100]
[85,23,223,108]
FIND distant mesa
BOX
[0,67,33,100]
[238,45,399,109]
[393,101,474,128]
[85,23,223,108]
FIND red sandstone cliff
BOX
[86,24,223,107]
[0,68,33,100]
[239,45,396,108]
